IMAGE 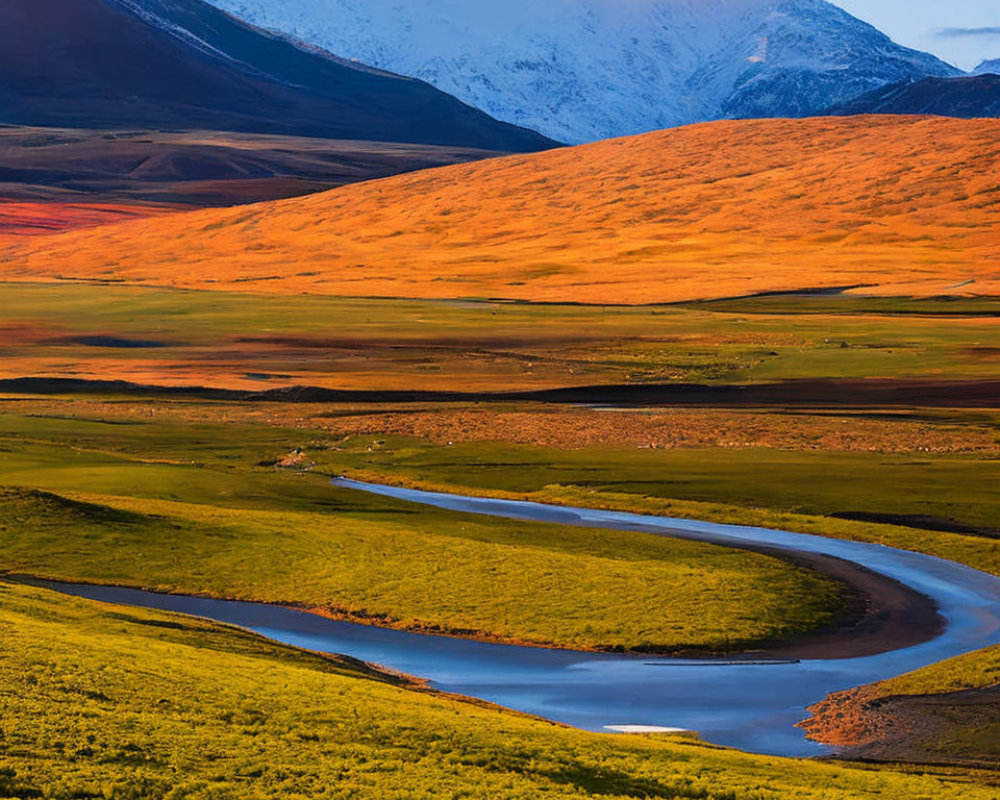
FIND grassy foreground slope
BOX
[1,580,993,800]
[3,116,998,303]
[0,409,845,653]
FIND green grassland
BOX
[313,436,1000,562]
[2,580,995,800]
[2,396,999,650]
[869,644,1000,699]
[0,410,844,653]
[2,282,1000,389]
[686,294,1000,318]
[4,282,1000,782]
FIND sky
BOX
[834,0,1000,71]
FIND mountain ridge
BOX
[829,75,1000,119]
[0,0,555,151]
[208,0,960,143]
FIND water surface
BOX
[40,478,1000,757]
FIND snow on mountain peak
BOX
[206,0,959,143]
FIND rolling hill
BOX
[0,126,507,212]
[0,201,181,236]
[208,0,959,143]
[0,0,554,151]
[4,116,999,304]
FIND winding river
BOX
[39,477,1000,758]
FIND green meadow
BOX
[313,436,1000,570]
[0,409,843,653]
[3,282,1000,788]
[2,282,1000,389]
[325,438,1000,530]
[1,579,994,800]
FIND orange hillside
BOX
[0,201,181,236]
[3,116,999,304]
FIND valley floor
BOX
[3,284,1000,788]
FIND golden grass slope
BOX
[4,116,999,303]
[0,200,178,235]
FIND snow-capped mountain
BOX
[975,59,1000,76]
[206,0,959,143]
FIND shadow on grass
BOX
[537,763,724,799]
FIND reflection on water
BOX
[34,479,1000,758]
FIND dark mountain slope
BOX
[0,0,555,151]
[828,75,1000,119]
